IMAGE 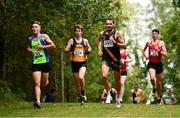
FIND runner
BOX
[27,21,56,109]
[96,17,126,108]
[119,42,133,103]
[65,24,91,105]
[143,29,167,103]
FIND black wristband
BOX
[85,51,91,55]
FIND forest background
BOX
[0,0,179,103]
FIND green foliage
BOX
[150,0,180,101]
[0,0,129,102]
[173,0,180,7]
[0,80,24,101]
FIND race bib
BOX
[34,51,43,58]
[150,50,158,56]
[164,99,171,104]
[74,50,84,56]
[104,40,113,47]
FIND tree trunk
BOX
[60,48,64,102]
[0,0,6,80]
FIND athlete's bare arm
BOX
[109,31,126,49]
[27,45,32,53]
[85,39,92,54]
[159,41,167,56]
[143,42,149,60]
[96,31,103,57]
[65,39,73,53]
[36,34,56,49]
[114,31,126,49]
[126,51,133,63]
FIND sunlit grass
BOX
[0,101,179,117]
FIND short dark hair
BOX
[74,24,83,32]
[134,83,139,88]
[105,17,115,24]
[32,21,41,26]
[166,88,171,92]
[152,29,159,34]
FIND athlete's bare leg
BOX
[41,72,49,87]
[119,75,126,101]
[156,73,162,98]
[41,72,49,98]
[101,62,110,92]
[33,71,42,103]
[149,68,156,92]
[73,73,81,96]
[114,70,121,108]
[78,67,86,95]
[114,71,121,96]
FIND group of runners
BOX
[27,17,168,109]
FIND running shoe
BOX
[116,97,122,108]
[80,95,87,105]
[33,102,41,109]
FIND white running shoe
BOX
[105,94,111,104]
[116,97,122,108]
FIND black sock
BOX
[81,90,85,96]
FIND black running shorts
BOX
[32,62,51,73]
[102,59,121,72]
[71,61,87,73]
[121,71,127,76]
[147,61,163,74]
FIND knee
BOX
[41,80,49,88]
[120,82,124,86]
[150,78,156,82]
[150,75,156,80]
[78,76,84,80]
[102,73,108,80]
[45,80,49,86]
[34,81,41,87]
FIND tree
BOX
[0,0,130,102]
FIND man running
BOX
[65,24,91,105]
[27,21,56,109]
[143,29,167,103]
[96,18,126,108]
[119,44,133,104]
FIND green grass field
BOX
[0,101,179,117]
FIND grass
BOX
[0,101,180,117]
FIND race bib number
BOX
[104,40,113,47]
[34,51,43,58]
[150,50,158,56]
[74,50,84,56]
